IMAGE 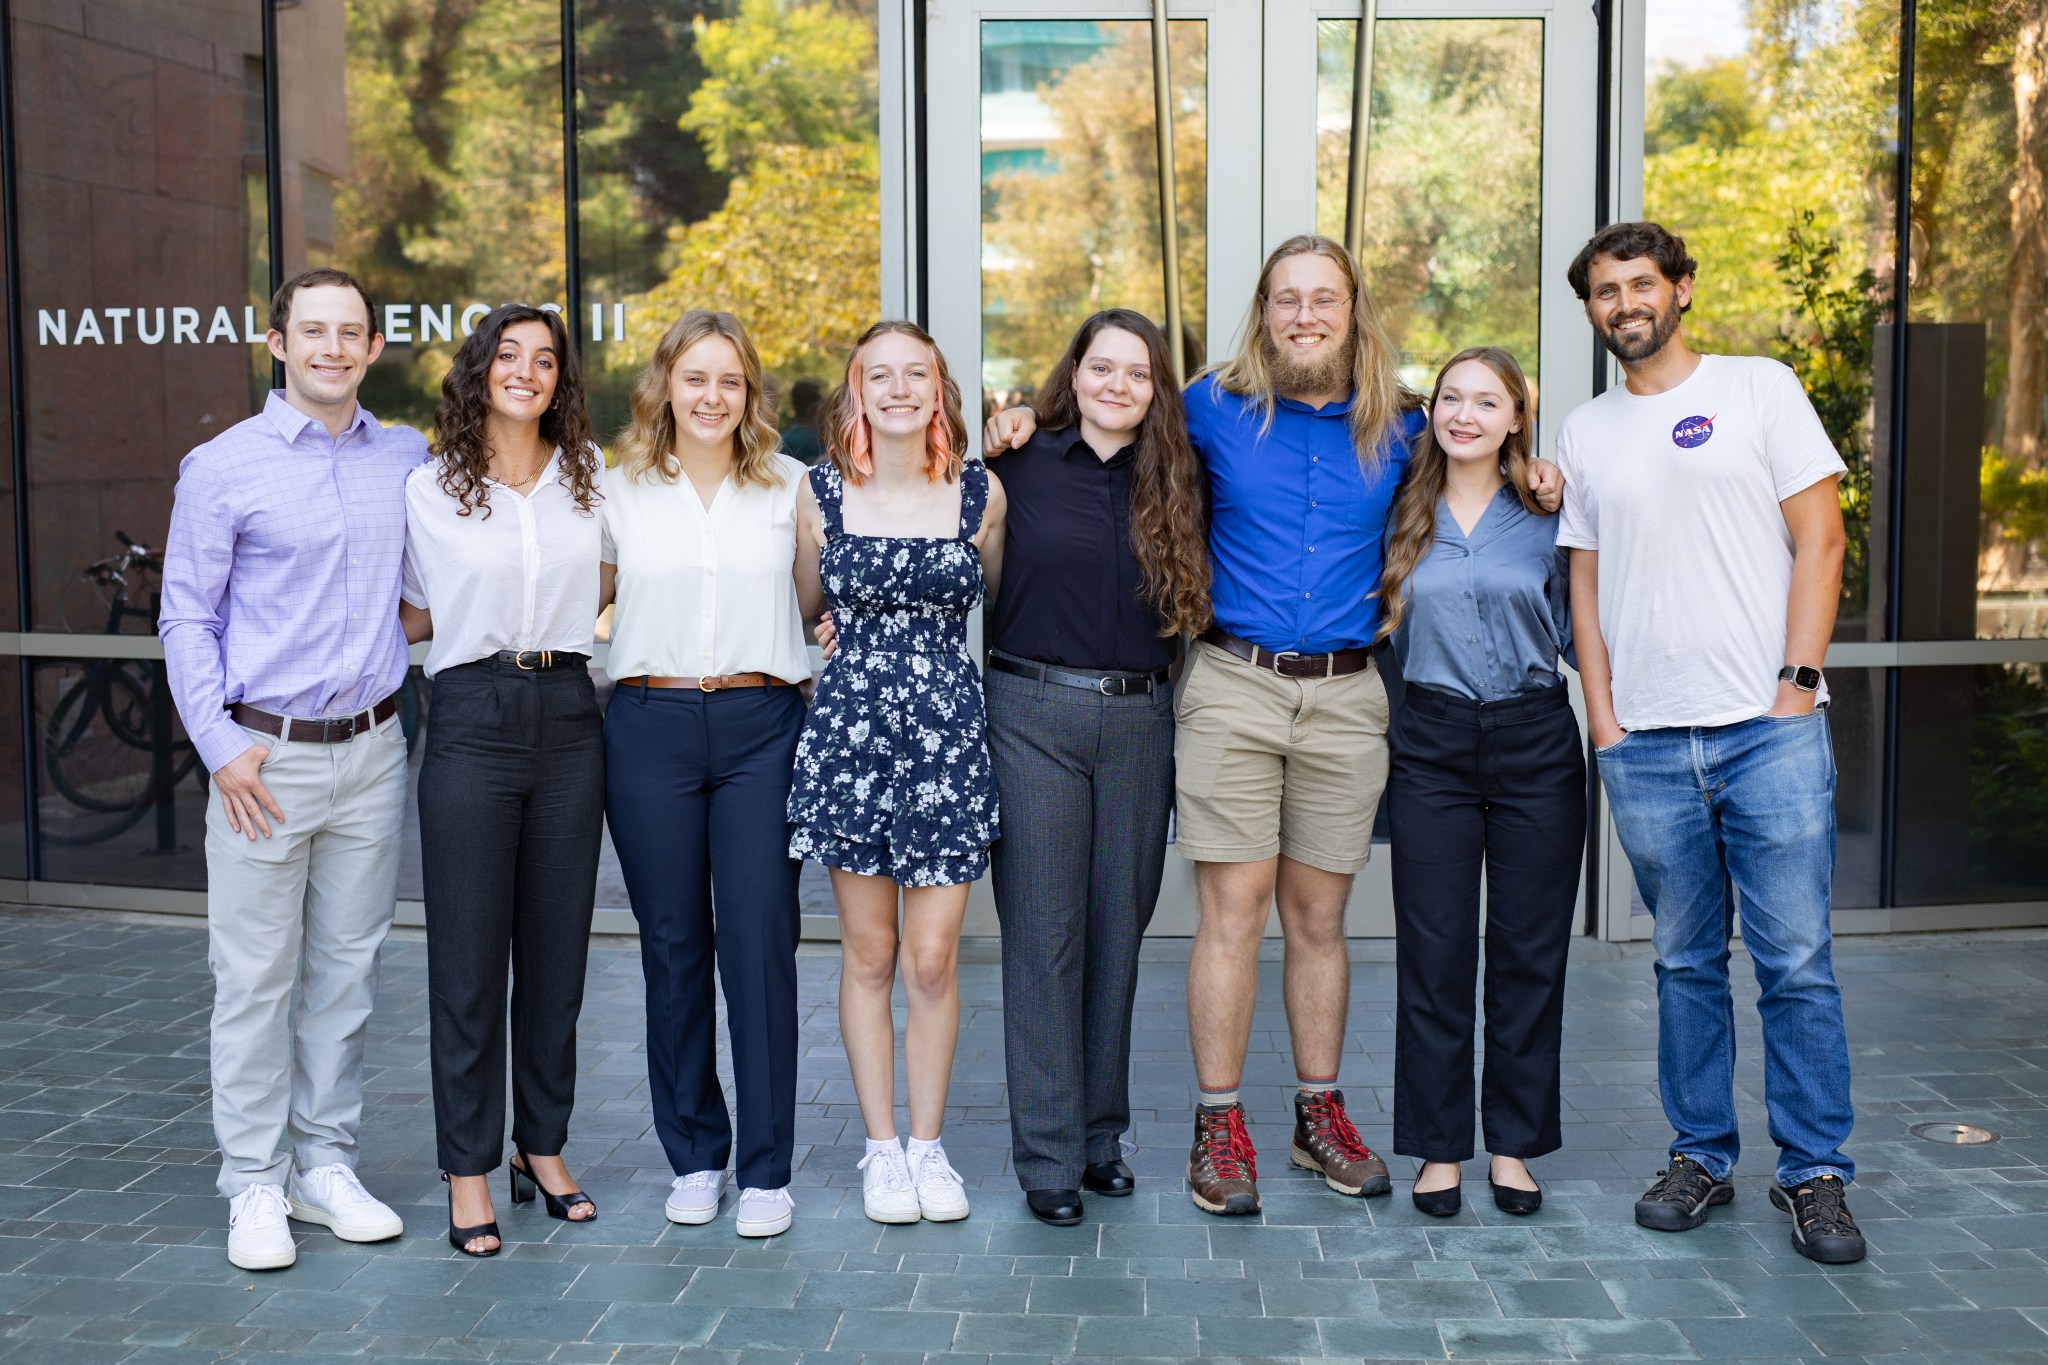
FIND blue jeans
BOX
[1596,710,1854,1186]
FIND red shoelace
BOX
[1306,1092,1375,1162]
[1202,1106,1260,1181]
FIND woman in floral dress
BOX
[790,320,1007,1225]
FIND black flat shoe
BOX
[510,1152,597,1223]
[1490,1178,1542,1215]
[442,1172,500,1257]
[1081,1160,1135,1197]
[1026,1189,1084,1226]
[1411,1183,1462,1217]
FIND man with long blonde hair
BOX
[992,235,1559,1216]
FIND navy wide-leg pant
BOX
[604,683,804,1190]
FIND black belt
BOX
[1200,627,1373,678]
[489,650,589,671]
[989,654,1170,696]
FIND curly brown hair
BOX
[824,321,968,485]
[1034,310,1211,637]
[1375,346,1542,643]
[430,304,600,518]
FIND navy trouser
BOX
[604,682,804,1190]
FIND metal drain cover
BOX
[1908,1121,2000,1145]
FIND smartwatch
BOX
[1778,664,1822,693]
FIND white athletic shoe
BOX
[858,1142,921,1224]
[287,1164,403,1242]
[907,1142,970,1222]
[227,1182,297,1271]
[735,1186,795,1238]
[666,1169,728,1225]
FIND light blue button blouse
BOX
[1390,485,1572,703]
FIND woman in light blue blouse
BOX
[1376,347,1585,1218]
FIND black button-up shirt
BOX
[986,425,1177,673]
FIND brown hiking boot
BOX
[1187,1103,1260,1215]
[1291,1089,1390,1196]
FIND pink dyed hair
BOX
[825,320,968,485]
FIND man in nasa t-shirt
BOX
[1554,222,1865,1265]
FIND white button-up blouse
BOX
[600,451,811,685]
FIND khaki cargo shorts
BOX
[1172,639,1391,874]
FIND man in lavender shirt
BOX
[160,268,425,1271]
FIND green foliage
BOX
[1771,212,1887,611]
[1644,58,1755,156]
[1970,663,2048,890]
[1983,447,2048,548]
[679,0,880,173]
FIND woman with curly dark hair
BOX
[985,310,1207,1225]
[397,303,606,1257]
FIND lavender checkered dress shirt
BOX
[159,391,429,773]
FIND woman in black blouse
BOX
[986,310,1210,1225]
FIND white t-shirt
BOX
[601,452,811,684]
[1554,354,1846,730]
[401,450,605,678]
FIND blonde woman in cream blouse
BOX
[598,309,809,1241]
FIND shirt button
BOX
[1307,546,1315,553]
[1303,592,1312,599]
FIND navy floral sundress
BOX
[788,460,999,887]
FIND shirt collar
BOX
[262,389,378,446]
[1051,424,1137,467]
[1275,388,1356,417]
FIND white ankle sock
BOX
[864,1136,900,1160]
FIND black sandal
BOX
[509,1152,597,1223]
[441,1172,501,1257]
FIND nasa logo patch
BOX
[1672,414,1715,449]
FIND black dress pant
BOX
[986,660,1175,1191]
[418,658,606,1176]
[605,683,803,1190]
[1388,681,1586,1162]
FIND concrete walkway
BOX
[0,906,2045,1362]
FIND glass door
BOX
[924,0,1597,935]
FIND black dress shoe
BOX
[1490,1178,1543,1215]
[1081,1160,1135,1197]
[1026,1189,1084,1226]
[1411,1182,1461,1217]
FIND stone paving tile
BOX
[1,908,2047,1360]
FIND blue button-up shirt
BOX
[1390,485,1572,703]
[1185,375,1424,653]
[160,391,427,772]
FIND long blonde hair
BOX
[825,320,968,485]
[1207,234,1419,472]
[615,310,785,488]
[1375,346,1542,642]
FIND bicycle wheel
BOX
[41,667,159,842]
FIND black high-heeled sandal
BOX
[442,1172,501,1257]
[509,1152,597,1223]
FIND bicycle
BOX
[37,533,203,849]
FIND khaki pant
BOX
[1172,640,1391,874]
[205,715,408,1196]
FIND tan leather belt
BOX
[229,695,398,743]
[1200,627,1373,678]
[614,674,797,692]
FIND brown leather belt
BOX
[229,695,398,743]
[1200,627,1373,679]
[614,674,797,692]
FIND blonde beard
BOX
[1262,330,1356,398]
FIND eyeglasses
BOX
[1265,293,1350,320]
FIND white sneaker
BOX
[858,1142,921,1224]
[735,1186,795,1238]
[227,1183,297,1270]
[666,1169,728,1225]
[287,1164,403,1243]
[907,1142,970,1222]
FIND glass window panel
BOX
[1893,663,2048,905]
[1641,0,1898,640]
[979,19,1206,412]
[1826,666,1883,908]
[1904,5,2048,639]
[29,654,205,889]
[578,0,882,453]
[1316,19,1544,389]
[11,2,272,631]
[0,663,24,882]
[276,0,567,433]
